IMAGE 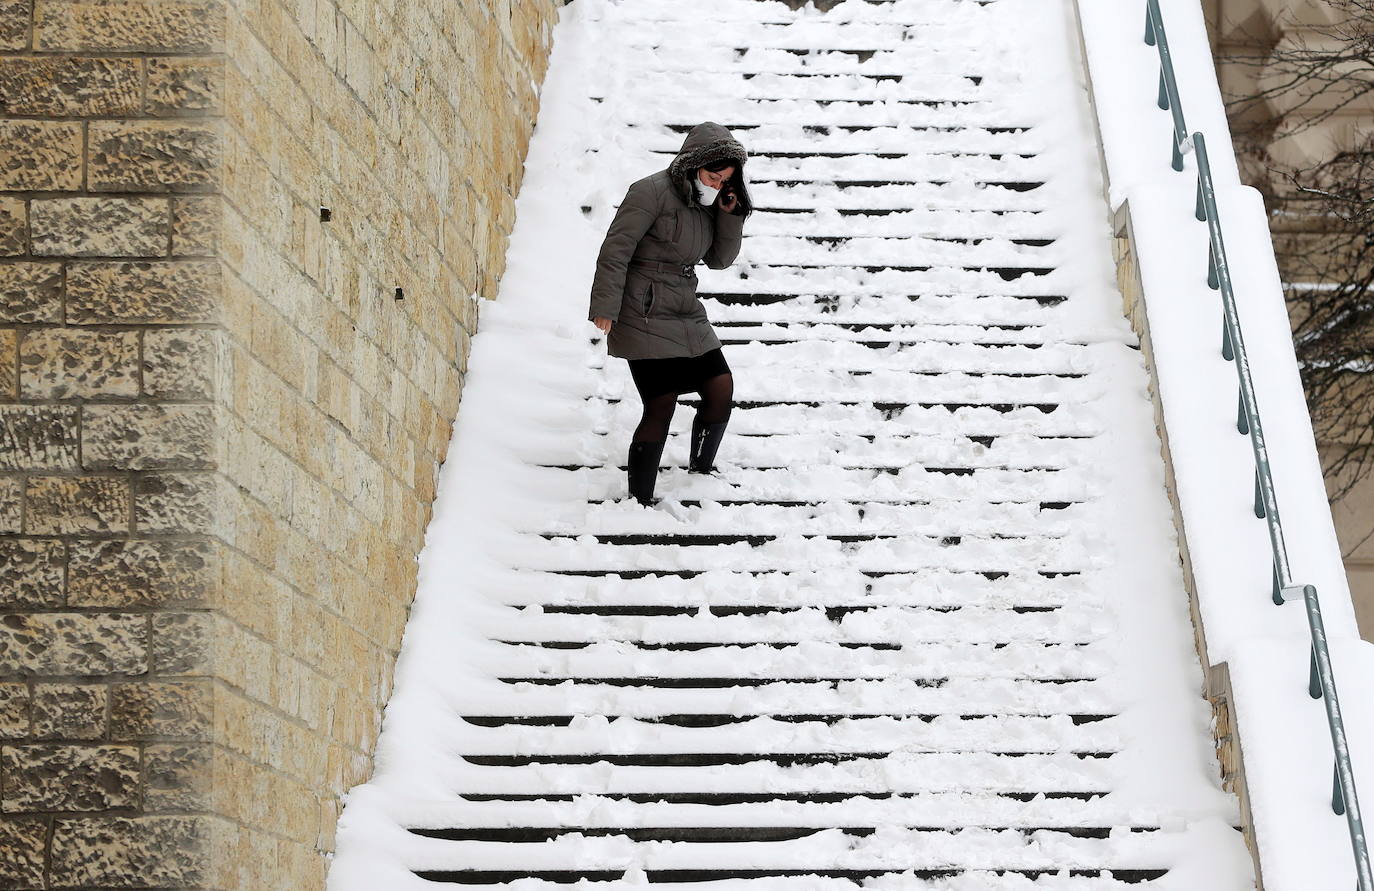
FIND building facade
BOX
[1205,0,1374,636]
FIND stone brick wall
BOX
[0,0,557,885]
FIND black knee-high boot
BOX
[689,417,728,474]
[627,440,665,505]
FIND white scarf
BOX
[694,178,721,205]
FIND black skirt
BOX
[627,348,731,401]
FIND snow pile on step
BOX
[326,0,1256,887]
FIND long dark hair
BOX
[700,158,752,217]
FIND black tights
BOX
[632,373,733,443]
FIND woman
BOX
[588,121,754,506]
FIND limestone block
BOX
[19,329,139,399]
[0,817,46,888]
[0,539,64,607]
[82,404,215,470]
[135,472,215,533]
[0,0,28,51]
[0,328,14,398]
[172,196,219,255]
[0,613,147,675]
[24,475,129,535]
[66,260,219,324]
[0,57,141,117]
[50,815,211,887]
[89,121,221,192]
[111,680,210,740]
[35,0,223,52]
[0,121,82,190]
[215,617,271,703]
[144,743,210,811]
[148,57,222,116]
[0,262,62,323]
[30,197,169,258]
[0,744,140,810]
[0,476,18,532]
[0,684,29,738]
[0,196,24,255]
[31,684,107,739]
[151,611,211,673]
[0,405,79,470]
[67,538,214,607]
[143,328,216,399]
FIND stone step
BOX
[494,568,1093,610]
[458,716,1114,730]
[480,639,1108,683]
[425,750,1121,792]
[604,340,1092,372]
[413,867,1168,886]
[481,604,1110,645]
[400,790,1137,829]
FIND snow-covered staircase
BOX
[328,0,1257,887]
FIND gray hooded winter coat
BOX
[588,122,752,360]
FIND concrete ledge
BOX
[1113,196,1265,889]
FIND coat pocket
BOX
[643,282,656,317]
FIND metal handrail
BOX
[1143,0,1189,170]
[1141,3,1372,889]
[1191,134,1292,588]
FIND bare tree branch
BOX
[1277,144,1374,504]
[1218,0,1374,521]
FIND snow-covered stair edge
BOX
[1074,0,1374,888]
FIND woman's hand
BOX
[719,189,739,214]
[592,317,613,334]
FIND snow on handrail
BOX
[1142,4,1373,890]
[1190,134,1292,591]
[1142,0,1189,170]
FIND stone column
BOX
[1,0,558,886]
[0,0,225,886]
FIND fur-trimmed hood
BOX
[666,121,753,218]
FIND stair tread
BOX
[482,603,1109,644]
[400,830,1195,871]
[476,647,1107,685]
[400,793,1164,830]
[496,569,1091,609]
[449,713,1118,755]
[450,683,1115,719]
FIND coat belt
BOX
[629,258,696,278]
